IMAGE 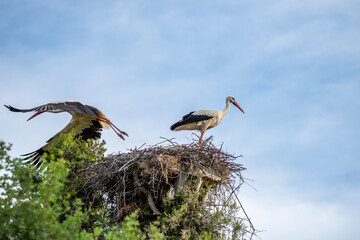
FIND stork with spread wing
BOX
[5,100,128,168]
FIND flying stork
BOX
[4,100,128,168]
[170,96,245,144]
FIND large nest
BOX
[79,137,246,223]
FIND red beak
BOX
[27,111,44,121]
[232,101,245,114]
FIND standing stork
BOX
[4,100,128,168]
[170,96,244,144]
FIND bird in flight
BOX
[170,96,244,144]
[5,100,128,168]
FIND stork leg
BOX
[97,116,129,140]
[198,131,205,145]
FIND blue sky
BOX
[1,0,359,239]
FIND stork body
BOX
[170,96,244,143]
[5,100,128,168]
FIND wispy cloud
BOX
[0,1,359,239]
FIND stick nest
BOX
[79,137,246,222]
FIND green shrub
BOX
[0,135,153,240]
[0,139,95,239]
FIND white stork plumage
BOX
[170,96,245,144]
[5,100,128,168]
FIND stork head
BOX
[227,96,245,114]
[27,108,66,121]
[27,111,45,121]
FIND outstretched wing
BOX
[4,101,100,116]
[170,111,213,130]
[22,119,103,169]
[4,104,39,113]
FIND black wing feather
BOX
[21,148,46,169]
[170,111,213,130]
[76,120,103,140]
[54,102,99,116]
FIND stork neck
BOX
[224,99,231,113]
[220,99,231,118]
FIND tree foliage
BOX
[0,139,97,239]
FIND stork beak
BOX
[27,111,44,121]
[232,101,245,114]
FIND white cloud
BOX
[240,172,360,240]
[244,194,360,240]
